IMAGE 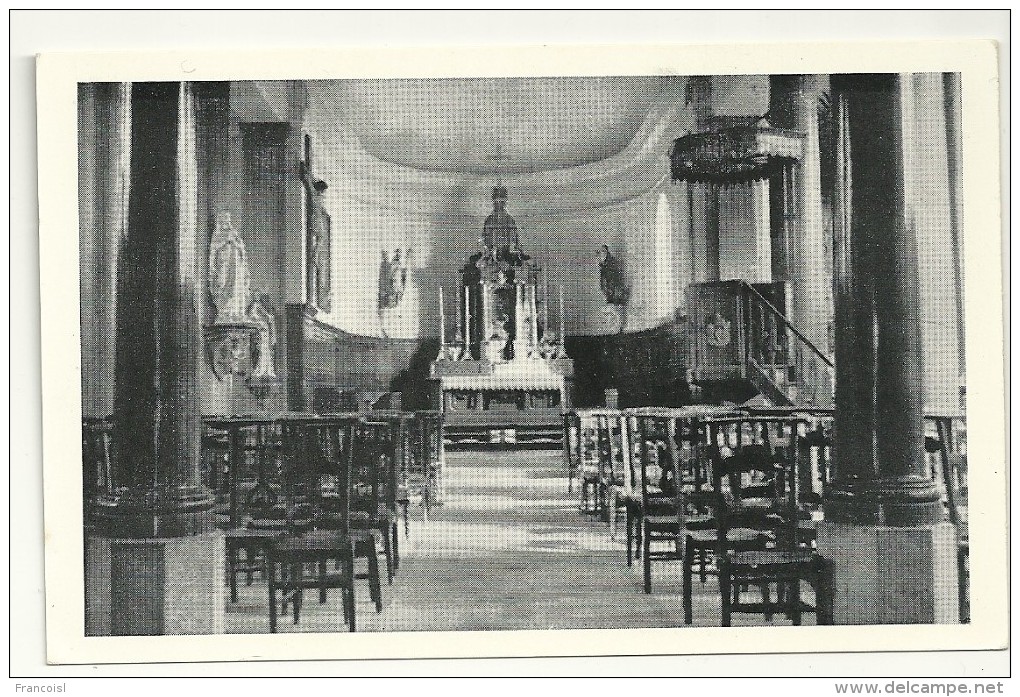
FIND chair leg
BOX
[401,500,410,538]
[319,560,328,604]
[683,541,693,625]
[625,508,633,567]
[293,588,302,625]
[280,565,291,614]
[391,521,400,572]
[762,582,773,622]
[382,530,394,584]
[608,490,618,539]
[368,545,383,612]
[814,557,834,625]
[790,579,802,626]
[642,526,652,594]
[228,546,238,604]
[720,556,732,627]
[269,575,278,634]
[345,585,356,632]
[245,547,255,586]
[635,513,643,560]
[699,548,708,584]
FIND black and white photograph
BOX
[21,12,1006,678]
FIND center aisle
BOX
[225,447,796,633]
[362,448,695,632]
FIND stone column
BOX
[792,75,833,353]
[769,74,832,349]
[86,82,223,636]
[817,74,957,624]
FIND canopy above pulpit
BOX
[669,119,804,186]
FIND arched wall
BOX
[303,76,695,340]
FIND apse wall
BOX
[303,77,694,341]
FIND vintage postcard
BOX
[36,39,1005,667]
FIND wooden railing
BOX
[740,281,834,409]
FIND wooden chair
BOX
[267,530,356,633]
[350,418,399,584]
[707,417,833,626]
[683,440,776,624]
[276,416,383,615]
[636,412,689,594]
[600,411,632,540]
[575,410,604,516]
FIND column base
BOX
[816,521,960,625]
[85,533,224,636]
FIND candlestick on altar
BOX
[530,286,539,356]
[559,284,566,354]
[436,286,447,360]
[463,285,472,360]
[542,270,549,338]
[514,282,522,343]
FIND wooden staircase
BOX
[687,280,833,409]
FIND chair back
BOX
[709,438,794,551]
[351,418,387,516]
[273,416,355,534]
[633,412,682,517]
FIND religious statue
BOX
[482,185,519,258]
[598,244,630,306]
[379,248,411,310]
[301,134,332,313]
[208,210,251,324]
[479,185,530,280]
[248,295,278,382]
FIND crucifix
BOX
[300,133,331,313]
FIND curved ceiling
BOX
[315,76,664,175]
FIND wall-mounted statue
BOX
[248,294,278,382]
[301,134,332,314]
[208,210,251,324]
[379,248,411,310]
[598,244,630,306]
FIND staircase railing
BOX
[740,281,834,408]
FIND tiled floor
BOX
[224,448,816,633]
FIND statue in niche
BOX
[379,248,411,310]
[208,210,251,324]
[248,294,278,382]
[598,244,630,306]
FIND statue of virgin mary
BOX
[208,211,251,324]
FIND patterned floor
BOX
[224,448,816,633]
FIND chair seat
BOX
[687,527,771,545]
[644,514,683,530]
[683,514,715,530]
[729,549,816,568]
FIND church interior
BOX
[78,73,968,636]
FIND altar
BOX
[430,185,574,446]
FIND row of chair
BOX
[562,405,969,626]
[82,410,445,633]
